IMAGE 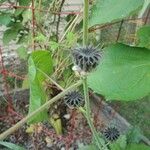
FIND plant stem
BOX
[82,77,103,149]
[37,68,64,91]
[83,0,89,46]
[38,0,42,11]
[83,77,90,117]
[56,0,65,42]
[82,1,104,148]
[0,80,82,140]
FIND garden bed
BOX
[0,89,149,149]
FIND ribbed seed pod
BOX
[103,127,120,142]
[64,91,84,109]
[72,46,102,72]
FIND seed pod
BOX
[103,127,120,142]
[72,46,102,72]
[64,91,84,109]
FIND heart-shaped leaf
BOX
[88,43,150,101]
[89,0,144,27]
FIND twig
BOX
[83,0,89,46]
[31,0,35,50]
[36,68,64,91]
[60,12,81,42]
[0,46,13,107]
[144,8,150,25]
[56,0,65,42]
[116,20,124,42]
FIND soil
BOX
[0,89,100,150]
[0,89,149,149]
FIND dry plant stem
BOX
[0,80,82,140]
[83,0,89,46]
[53,55,70,77]
[144,9,150,25]
[54,10,82,76]
[60,12,81,42]
[70,16,82,32]
[37,68,64,91]
[31,0,35,50]
[38,0,42,11]
[56,0,65,42]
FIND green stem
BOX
[83,0,89,46]
[82,0,103,149]
[38,0,42,10]
[82,77,103,149]
[0,80,82,140]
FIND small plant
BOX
[0,0,150,149]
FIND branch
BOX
[83,0,89,46]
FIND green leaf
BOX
[0,141,25,150]
[126,127,142,144]
[89,0,144,27]
[18,0,30,5]
[88,43,150,101]
[125,144,150,150]
[66,32,77,46]
[28,50,53,123]
[17,33,32,44]
[50,41,59,52]
[137,25,150,49]
[15,0,31,16]
[28,57,36,82]
[16,46,28,60]
[3,29,18,45]
[29,80,48,123]
[110,135,127,150]
[22,9,32,24]
[0,0,7,3]
[3,23,23,45]
[22,78,29,89]
[29,51,53,81]
[0,13,11,26]
[35,33,46,43]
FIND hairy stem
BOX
[83,0,89,46]
[82,0,104,149]
[0,80,82,140]
[82,77,103,149]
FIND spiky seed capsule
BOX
[64,91,84,109]
[72,46,101,72]
[103,127,120,142]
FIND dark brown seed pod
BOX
[103,127,120,142]
[64,91,84,109]
[72,46,102,72]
